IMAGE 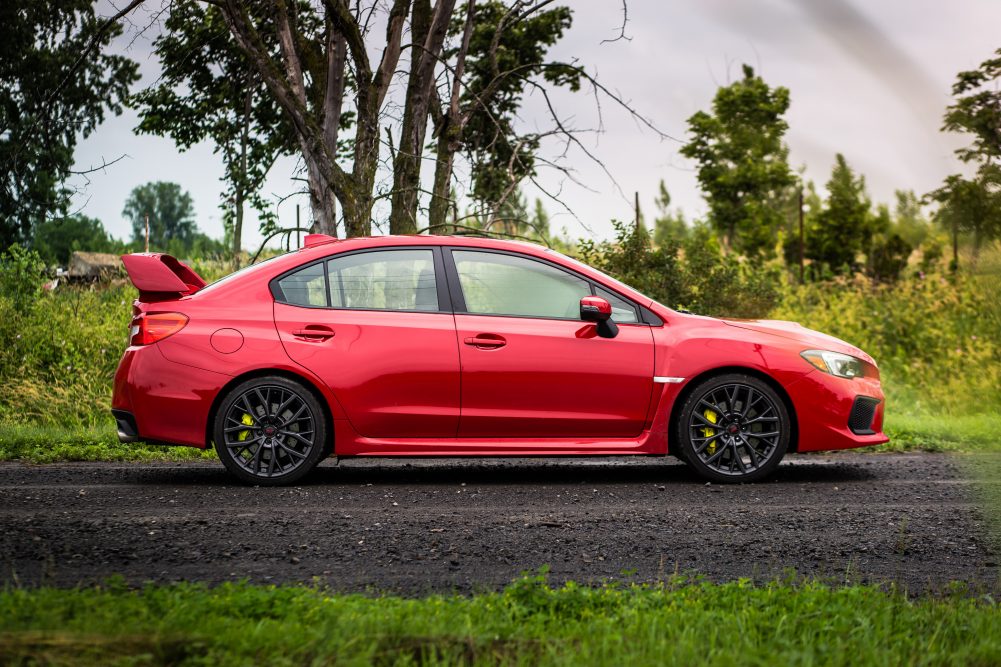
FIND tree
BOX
[32,214,121,266]
[123,182,197,250]
[680,65,794,258]
[892,190,932,248]
[0,0,139,246]
[929,48,1001,267]
[132,2,301,266]
[651,180,688,248]
[808,154,871,274]
[425,1,581,231]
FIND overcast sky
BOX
[69,0,1001,250]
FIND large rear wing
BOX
[120,253,206,301]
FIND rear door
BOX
[446,248,655,439]
[273,247,460,438]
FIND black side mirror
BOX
[580,296,619,339]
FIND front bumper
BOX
[789,370,889,452]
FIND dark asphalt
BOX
[1,452,998,594]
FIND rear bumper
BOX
[112,345,230,448]
[790,371,889,452]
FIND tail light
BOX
[130,312,189,346]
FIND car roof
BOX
[200,234,656,310]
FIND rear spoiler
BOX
[120,253,206,301]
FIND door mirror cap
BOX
[580,296,612,322]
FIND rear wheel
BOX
[677,373,790,483]
[214,376,327,485]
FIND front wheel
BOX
[214,376,328,485]
[676,374,790,483]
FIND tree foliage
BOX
[123,182,196,250]
[132,2,301,265]
[808,154,872,274]
[0,0,138,247]
[680,65,793,258]
[32,214,122,266]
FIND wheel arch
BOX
[666,365,799,456]
[205,368,336,456]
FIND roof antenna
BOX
[145,214,150,253]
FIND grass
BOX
[880,412,1001,453]
[1,574,999,666]
[0,425,212,463]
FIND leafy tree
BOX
[652,180,688,248]
[132,2,300,267]
[892,190,932,248]
[424,1,580,231]
[123,182,197,251]
[927,173,1001,266]
[680,65,794,258]
[930,49,1001,267]
[32,215,121,266]
[808,154,871,274]
[0,0,138,246]
[867,233,912,283]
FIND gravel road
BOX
[1,452,997,593]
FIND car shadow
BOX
[114,453,881,487]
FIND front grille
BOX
[848,397,880,435]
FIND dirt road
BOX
[1,452,997,593]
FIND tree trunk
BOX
[428,124,456,233]
[388,0,456,235]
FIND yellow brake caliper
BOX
[237,412,255,441]
[702,409,718,454]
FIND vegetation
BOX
[0,0,138,247]
[1,574,999,666]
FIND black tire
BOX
[676,373,790,483]
[213,376,328,486]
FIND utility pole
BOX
[145,214,150,253]
[635,191,640,229]
[798,187,805,284]
[296,205,301,249]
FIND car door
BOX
[446,248,655,439]
[272,247,460,438]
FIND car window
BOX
[276,262,327,307]
[453,250,590,319]
[596,286,639,323]
[327,249,438,311]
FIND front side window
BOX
[596,286,639,323]
[453,250,590,319]
[327,249,438,311]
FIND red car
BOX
[112,234,887,485]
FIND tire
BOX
[213,376,328,486]
[676,373,790,483]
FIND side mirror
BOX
[580,296,619,339]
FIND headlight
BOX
[800,350,864,379]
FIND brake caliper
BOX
[237,412,255,442]
[702,409,718,455]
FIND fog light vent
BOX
[848,397,880,435]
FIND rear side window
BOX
[276,262,326,307]
[275,249,438,311]
[327,249,437,311]
[452,250,590,319]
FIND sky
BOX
[69,0,1001,250]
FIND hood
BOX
[721,318,873,364]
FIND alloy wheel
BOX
[687,382,782,477]
[221,384,316,479]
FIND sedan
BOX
[112,234,887,485]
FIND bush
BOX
[770,272,1001,416]
[577,222,780,318]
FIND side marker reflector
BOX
[654,376,685,384]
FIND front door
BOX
[447,249,655,438]
[273,247,460,438]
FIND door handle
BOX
[464,334,506,349]
[292,325,335,341]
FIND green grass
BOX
[1,575,999,666]
[0,425,213,463]
[880,412,1001,453]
